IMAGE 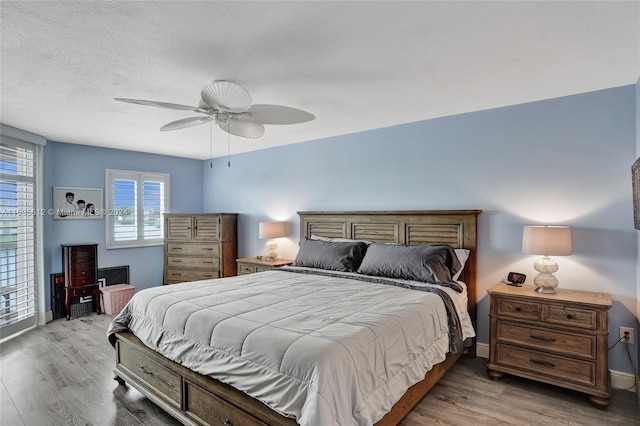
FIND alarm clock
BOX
[507,272,526,286]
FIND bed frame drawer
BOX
[117,340,182,407]
[114,332,298,426]
[185,380,268,426]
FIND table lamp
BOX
[522,225,572,294]
[259,221,286,261]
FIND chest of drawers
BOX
[163,213,237,284]
[486,283,612,407]
[61,243,101,320]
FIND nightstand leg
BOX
[588,395,610,409]
[487,368,503,380]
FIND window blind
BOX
[0,143,36,326]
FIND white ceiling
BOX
[1,1,639,160]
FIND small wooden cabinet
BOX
[486,283,612,407]
[236,258,293,276]
[61,243,101,320]
[163,213,238,284]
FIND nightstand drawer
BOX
[495,344,595,387]
[544,305,597,330]
[497,321,595,359]
[236,258,293,276]
[496,298,541,321]
[238,264,257,275]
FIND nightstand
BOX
[236,257,293,275]
[486,283,612,408]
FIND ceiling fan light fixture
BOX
[115,80,314,139]
[201,80,252,113]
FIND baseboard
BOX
[475,342,636,393]
[477,342,489,359]
[45,310,53,323]
[610,370,637,392]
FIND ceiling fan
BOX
[115,80,314,138]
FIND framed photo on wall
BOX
[53,187,104,220]
[633,158,640,230]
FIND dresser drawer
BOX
[496,298,541,321]
[495,344,595,388]
[185,380,267,426]
[67,285,98,298]
[166,242,220,256]
[544,305,597,330]
[69,276,96,286]
[72,260,95,270]
[165,269,220,282]
[118,341,181,407]
[69,249,95,260]
[70,268,95,280]
[496,321,596,359]
[166,257,220,269]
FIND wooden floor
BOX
[0,313,638,426]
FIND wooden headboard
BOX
[298,210,482,351]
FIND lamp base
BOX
[533,256,559,294]
[264,240,278,261]
[535,284,557,294]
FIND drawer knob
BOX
[529,359,555,368]
[515,307,522,312]
[566,313,574,319]
[224,419,232,426]
[138,366,153,375]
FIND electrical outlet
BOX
[619,326,635,344]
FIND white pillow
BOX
[452,249,470,281]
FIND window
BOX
[105,169,169,249]
[0,139,38,336]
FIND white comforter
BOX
[108,269,474,426]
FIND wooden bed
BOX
[113,210,481,426]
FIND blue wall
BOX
[43,141,204,308]
[204,85,637,373]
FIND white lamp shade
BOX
[259,221,286,239]
[522,226,572,256]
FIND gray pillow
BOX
[293,239,368,272]
[357,244,461,283]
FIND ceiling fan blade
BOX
[201,81,252,113]
[241,104,315,125]
[219,120,265,138]
[161,116,211,131]
[115,98,203,112]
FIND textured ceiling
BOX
[1,1,639,160]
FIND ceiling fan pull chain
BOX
[210,121,213,168]
[227,118,231,167]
